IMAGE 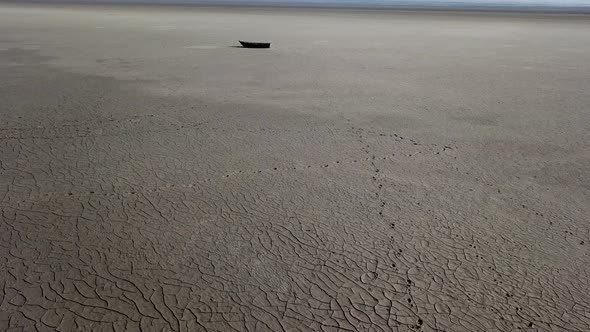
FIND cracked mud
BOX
[1,5,589,332]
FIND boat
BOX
[239,41,271,49]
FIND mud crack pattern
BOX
[1,32,590,332]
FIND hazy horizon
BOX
[6,0,590,11]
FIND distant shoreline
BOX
[3,0,590,15]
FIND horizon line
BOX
[3,0,590,14]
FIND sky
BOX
[11,0,590,10]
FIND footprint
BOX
[360,272,378,283]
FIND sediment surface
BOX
[1,4,589,331]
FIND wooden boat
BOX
[239,40,271,49]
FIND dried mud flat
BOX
[1,4,589,332]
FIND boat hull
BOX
[239,41,271,49]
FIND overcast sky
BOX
[13,0,590,9]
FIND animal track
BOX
[8,146,456,203]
